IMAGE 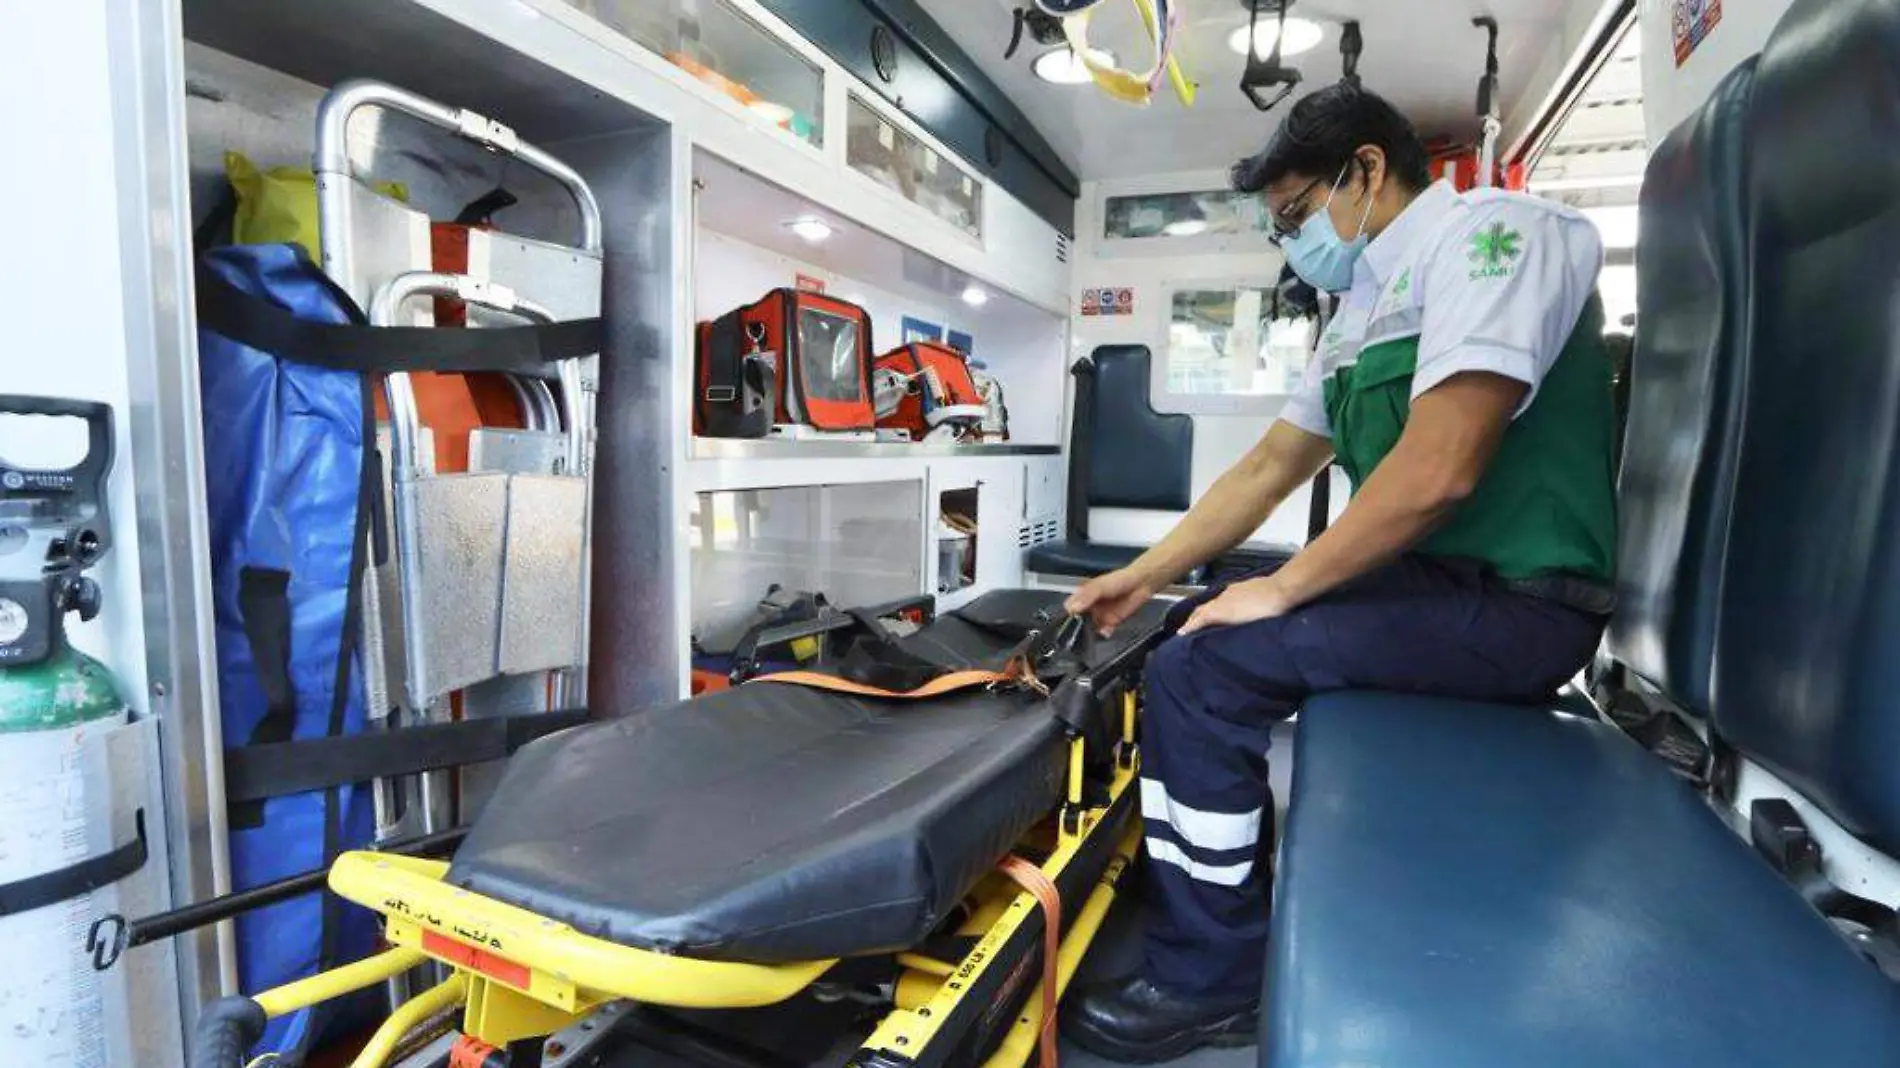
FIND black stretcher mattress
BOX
[448,590,1166,964]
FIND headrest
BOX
[1750,0,1900,245]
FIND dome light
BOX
[786,216,834,244]
[1229,16,1326,58]
[1033,47,1117,86]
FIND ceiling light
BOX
[1229,16,1325,58]
[787,216,834,244]
[961,285,990,307]
[1033,46,1117,86]
[1163,218,1211,237]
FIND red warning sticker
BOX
[422,930,531,990]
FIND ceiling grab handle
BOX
[1339,20,1363,88]
[1474,17,1503,189]
[1239,1,1303,113]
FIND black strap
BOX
[703,310,745,400]
[724,588,831,670]
[454,187,519,226]
[1306,466,1332,542]
[195,261,604,377]
[237,568,296,747]
[834,609,959,693]
[1065,359,1098,544]
[223,710,590,804]
[193,192,239,252]
[0,810,147,916]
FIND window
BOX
[847,95,983,239]
[564,0,823,146]
[1105,188,1271,241]
[1157,285,1314,413]
[1529,22,1646,333]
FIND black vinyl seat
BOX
[1265,2,1900,1062]
[1026,539,1156,581]
[1027,345,1299,582]
[448,591,1167,964]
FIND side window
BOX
[1154,283,1315,415]
[1104,188,1271,241]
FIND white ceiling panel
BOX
[912,0,1587,181]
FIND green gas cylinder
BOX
[0,396,125,1068]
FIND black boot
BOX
[1060,974,1259,1063]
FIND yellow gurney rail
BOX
[190,688,1149,1068]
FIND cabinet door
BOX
[975,464,1027,594]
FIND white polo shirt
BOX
[1279,180,1606,439]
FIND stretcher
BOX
[190,590,1171,1068]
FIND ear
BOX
[1355,145,1389,196]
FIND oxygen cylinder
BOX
[0,395,126,1068]
[0,646,126,1068]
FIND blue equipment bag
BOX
[198,244,380,1062]
[193,238,605,1064]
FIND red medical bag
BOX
[696,289,876,434]
[874,341,988,442]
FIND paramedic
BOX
[1062,83,1617,1060]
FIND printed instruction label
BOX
[1672,0,1723,67]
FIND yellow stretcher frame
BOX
[245,688,1147,1068]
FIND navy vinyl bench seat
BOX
[1268,692,1900,1067]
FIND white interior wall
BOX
[1639,0,1794,140]
[3,8,145,697]
[693,229,1066,444]
[4,4,190,1065]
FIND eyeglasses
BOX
[1268,177,1326,246]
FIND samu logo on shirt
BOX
[1468,222,1523,280]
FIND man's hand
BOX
[1066,568,1161,636]
[1179,575,1297,635]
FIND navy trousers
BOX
[1138,553,1606,999]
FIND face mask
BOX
[1281,165,1376,293]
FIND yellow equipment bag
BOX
[225,151,408,257]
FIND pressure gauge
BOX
[0,598,28,647]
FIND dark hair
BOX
[1231,83,1432,196]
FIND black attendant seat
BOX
[1027,345,1296,582]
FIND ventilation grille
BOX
[1055,233,1072,264]
[1017,517,1060,548]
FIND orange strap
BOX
[751,668,1012,700]
[998,855,1063,1068]
[449,1036,500,1068]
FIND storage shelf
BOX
[690,444,1059,495]
[691,438,1057,461]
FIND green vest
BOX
[1321,297,1618,581]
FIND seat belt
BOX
[1064,358,1098,545]
[1751,799,1900,980]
